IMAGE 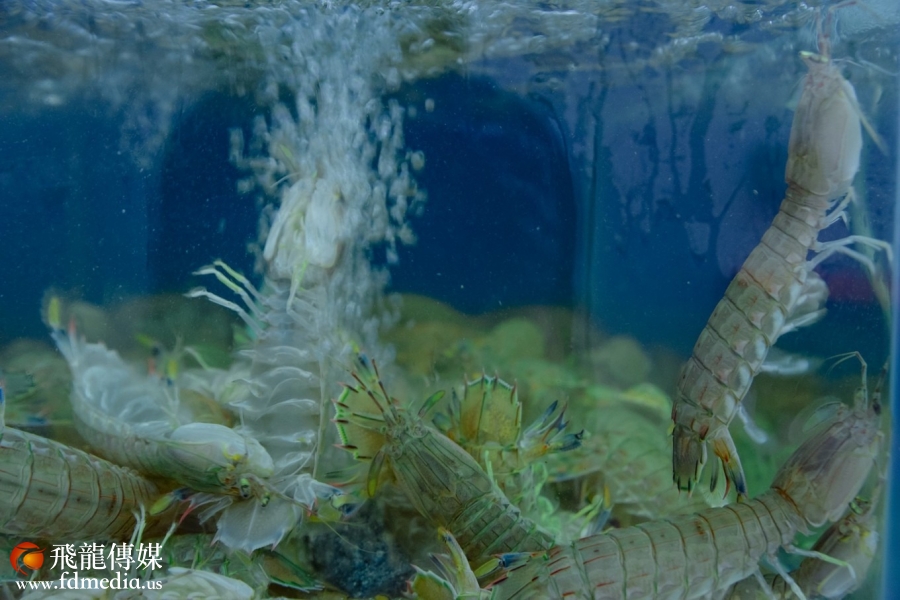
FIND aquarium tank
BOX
[0,1,896,598]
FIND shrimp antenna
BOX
[824,351,865,376]
[816,0,865,57]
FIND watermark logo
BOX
[10,542,44,575]
[9,543,163,593]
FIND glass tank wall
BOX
[0,1,896,598]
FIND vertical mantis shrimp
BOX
[184,261,348,553]
[671,8,892,497]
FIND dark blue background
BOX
[1,75,578,345]
[0,70,891,368]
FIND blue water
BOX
[2,73,581,344]
[0,3,895,596]
[2,73,890,362]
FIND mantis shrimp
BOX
[432,375,582,483]
[487,353,883,599]
[47,303,274,501]
[333,350,884,600]
[725,493,880,599]
[547,386,717,527]
[0,379,163,541]
[430,374,584,529]
[410,493,879,600]
[44,299,308,554]
[671,7,892,497]
[332,355,559,569]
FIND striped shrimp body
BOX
[726,494,879,599]
[492,354,882,599]
[672,13,892,497]
[48,320,274,503]
[788,497,879,599]
[333,355,555,568]
[0,382,161,541]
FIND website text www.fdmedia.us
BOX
[14,572,163,592]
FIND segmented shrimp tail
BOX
[672,423,705,493]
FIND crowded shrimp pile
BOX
[0,3,893,599]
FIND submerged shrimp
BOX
[548,389,716,526]
[671,9,891,497]
[725,493,880,599]
[491,353,883,600]
[433,375,581,481]
[0,380,162,541]
[48,319,274,502]
[410,527,492,600]
[43,299,312,554]
[332,355,556,568]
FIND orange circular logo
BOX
[10,542,44,576]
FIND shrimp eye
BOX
[239,477,252,499]
[260,493,271,507]
[219,471,237,486]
